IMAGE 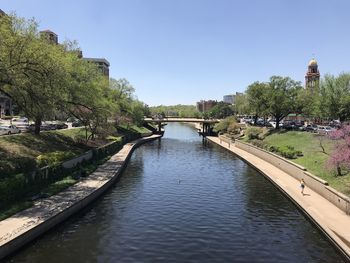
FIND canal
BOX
[6,123,345,262]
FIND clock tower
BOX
[305,58,320,92]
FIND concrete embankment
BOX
[0,134,161,260]
[207,136,350,261]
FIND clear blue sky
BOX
[2,0,350,106]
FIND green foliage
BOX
[0,128,89,178]
[267,76,303,129]
[250,139,269,149]
[36,151,76,167]
[208,102,234,119]
[1,14,147,137]
[319,73,350,121]
[234,93,250,115]
[149,105,200,118]
[246,82,270,122]
[0,200,33,221]
[213,116,239,134]
[0,173,27,209]
[271,145,303,159]
[40,176,77,197]
[246,127,264,140]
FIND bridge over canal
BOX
[144,117,220,135]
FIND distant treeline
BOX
[149,105,201,118]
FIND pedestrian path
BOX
[0,135,161,259]
[207,136,350,260]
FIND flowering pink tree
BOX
[327,125,350,176]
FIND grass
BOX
[0,201,33,221]
[254,131,350,196]
[119,124,151,134]
[0,128,93,177]
[40,176,77,197]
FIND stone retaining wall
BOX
[62,150,93,169]
[235,140,350,214]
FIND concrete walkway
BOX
[0,134,161,259]
[207,136,350,261]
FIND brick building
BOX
[196,100,217,112]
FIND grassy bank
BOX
[0,128,90,177]
[243,130,350,196]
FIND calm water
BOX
[6,123,345,263]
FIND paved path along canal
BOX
[5,123,347,262]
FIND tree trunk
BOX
[85,126,88,142]
[275,119,280,129]
[34,117,42,135]
[254,114,258,125]
[337,165,342,176]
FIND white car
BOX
[12,117,28,123]
[324,126,335,134]
[0,125,21,135]
[317,125,326,133]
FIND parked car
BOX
[12,117,28,123]
[317,125,327,134]
[283,121,297,130]
[0,127,9,135]
[324,126,335,134]
[329,120,341,128]
[298,125,306,131]
[72,120,83,127]
[41,122,55,131]
[0,125,21,135]
[53,122,68,129]
[305,124,318,132]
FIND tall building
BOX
[40,30,59,45]
[223,92,243,105]
[196,100,217,112]
[0,9,5,16]
[223,95,234,104]
[305,58,320,92]
[83,58,110,78]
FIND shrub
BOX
[251,139,268,149]
[36,151,76,167]
[0,157,36,179]
[246,127,263,140]
[275,145,303,159]
[0,173,26,209]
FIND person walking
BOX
[300,179,306,195]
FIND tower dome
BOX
[308,58,318,66]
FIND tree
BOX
[327,125,350,176]
[267,76,302,129]
[65,58,115,141]
[149,104,200,118]
[208,102,234,119]
[234,93,249,116]
[213,116,239,135]
[319,73,350,121]
[246,82,270,124]
[0,14,70,134]
[296,88,321,123]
